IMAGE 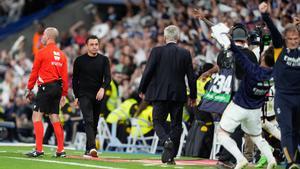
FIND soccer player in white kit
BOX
[218,41,277,169]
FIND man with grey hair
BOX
[25,27,68,158]
[138,25,197,164]
[260,2,300,169]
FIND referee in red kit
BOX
[25,27,68,157]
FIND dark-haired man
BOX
[72,35,111,157]
[218,42,277,169]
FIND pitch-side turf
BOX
[0,144,283,169]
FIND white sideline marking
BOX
[143,163,159,166]
[1,156,125,169]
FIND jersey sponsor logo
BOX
[283,55,300,67]
[253,79,273,96]
[53,51,61,61]
[51,62,63,67]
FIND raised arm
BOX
[192,8,215,27]
[259,2,283,48]
[230,42,261,78]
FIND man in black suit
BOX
[138,25,197,164]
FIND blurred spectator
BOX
[32,21,45,57]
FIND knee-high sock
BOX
[251,135,276,163]
[33,121,44,152]
[262,120,281,140]
[218,131,245,162]
[52,122,64,152]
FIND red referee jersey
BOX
[27,42,68,96]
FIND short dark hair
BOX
[263,46,275,67]
[85,35,99,44]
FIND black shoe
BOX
[166,159,176,165]
[54,151,66,158]
[25,150,44,157]
[216,160,235,169]
[161,138,174,163]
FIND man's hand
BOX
[74,98,79,108]
[60,96,66,107]
[259,2,269,14]
[192,8,205,20]
[139,93,145,100]
[188,98,197,107]
[200,71,211,81]
[293,17,300,26]
[96,88,105,101]
[25,89,34,102]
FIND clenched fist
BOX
[259,2,269,14]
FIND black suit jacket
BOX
[138,43,197,102]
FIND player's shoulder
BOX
[240,47,258,63]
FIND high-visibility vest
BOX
[196,78,211,104]
[106,98,137,124]
[131,106,153,136]
[106,81,119,112]
[182,106,190,122]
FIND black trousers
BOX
[79,96,102,151]
[152,101,184,158]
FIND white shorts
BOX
[220,101,262,136]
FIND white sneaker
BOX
[234,159,248,169]
[267,161,277,169]
[89,148,98,158]
[288,163,300,169]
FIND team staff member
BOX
[138,25,197,164]
[259,3,300,169]
[218,42,276,169]
[72,35,111,158]
[25,27,68,157]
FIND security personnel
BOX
[106,98,137,124]
[25,27,68,158]
[106,81,119,112]
[131,103,153,137]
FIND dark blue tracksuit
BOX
[263,13,300,164]
[230,43,273,109]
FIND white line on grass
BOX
[100,156,121,159]
[2,156,126,169]
[143,163,159,166]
